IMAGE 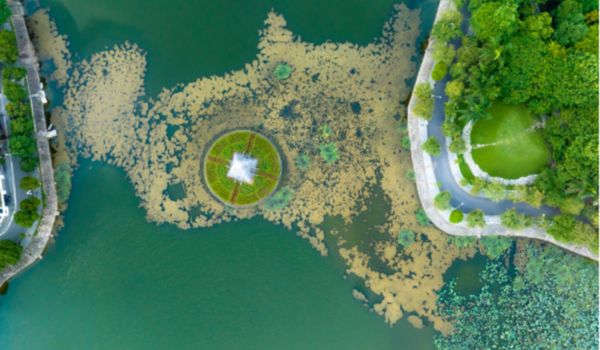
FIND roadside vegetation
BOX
[0,239,21,269]
[429,0,598,249]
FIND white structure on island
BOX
[227,153,257,184]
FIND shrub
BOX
[422,136,441,156]
[480,236,512,259]
[449,209,464,223]
[500,208,532,229]
[0,240,22,269]
[397,229,416,247]
[413,83,434,120]
[466,209,485,228]
[445,80,464,99]
[319,142,339,164]
[547,214,577,242]
[434,191,452,210]
[449,136,466,154]
[263,187,294,210]
[401,135,411,150]
[19,176,40,191]
[432,41,456,66]
[432,62,448,81]
[415,208,431,226]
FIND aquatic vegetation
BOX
[319,142,339,164]
[435,243,599,349]
[263,187,294,210]
[449,235,476,248]
[294,153,310,171]
[273,63,292,80]
[41,5,478,330]
[54,163,72,204]
[479,236,512,259]
[397,229,416,247]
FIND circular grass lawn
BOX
[204,130,281,206]
[470,103,550,179]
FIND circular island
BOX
[203,130,282,207]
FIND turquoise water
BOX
[0,0,455,348]
[0,162,435,349]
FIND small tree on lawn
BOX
[397,229,416,247]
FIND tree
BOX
[0,30,17,64]
[319,142,339,164]
[547,214,577,242]
[431,62,448,81]
[9,135,36,158]
[4,80,27,102]
[19,196,40,212]
[431,9,462,41]
[19,156,38,172]
[397,229,416,247]
[500,208,532,229]
[10,117,33,135]
[3,67,26,82]
[553,0,588,46]
[445,80,464,99]
[19,176,40,191]
[0,0,10,26]
[413,82,434,120]
[471,2,518,43]
[466,209,485,228]
[15,196,41,228]
[483,181,506,202]
[5,101,30,119]
[0,240,22,270]
[432,41,456,67]
[434,191,452,210]
[449,209,464,223]
[449,136,466,154]
[422,136,441,157]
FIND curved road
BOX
[428,78,559,217]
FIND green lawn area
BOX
[204,131,281,206]
[470,103,550,179]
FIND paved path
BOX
[407,0,596,260]
[0,0,58,286]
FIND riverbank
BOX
[406,0,597,261]
[0,0,58,287]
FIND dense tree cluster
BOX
[0,239,21,269]
[4,63,38,173]
[14,196,40,228]
[437,0,598,247]
[435,243,599,349]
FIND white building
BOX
[227,153,258,184]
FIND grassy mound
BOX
[204,131,281,206]
[470,103,549,179]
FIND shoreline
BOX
[406,0,597,261]
[0,0,59,288]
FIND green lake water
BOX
[0,0,487,348]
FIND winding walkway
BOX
[407,0,597,260]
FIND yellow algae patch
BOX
[28,10,71,85]
[44,4,473,330]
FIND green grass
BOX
[470,103,549,179]
[457,154,475,183]
[204,131,281,206]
